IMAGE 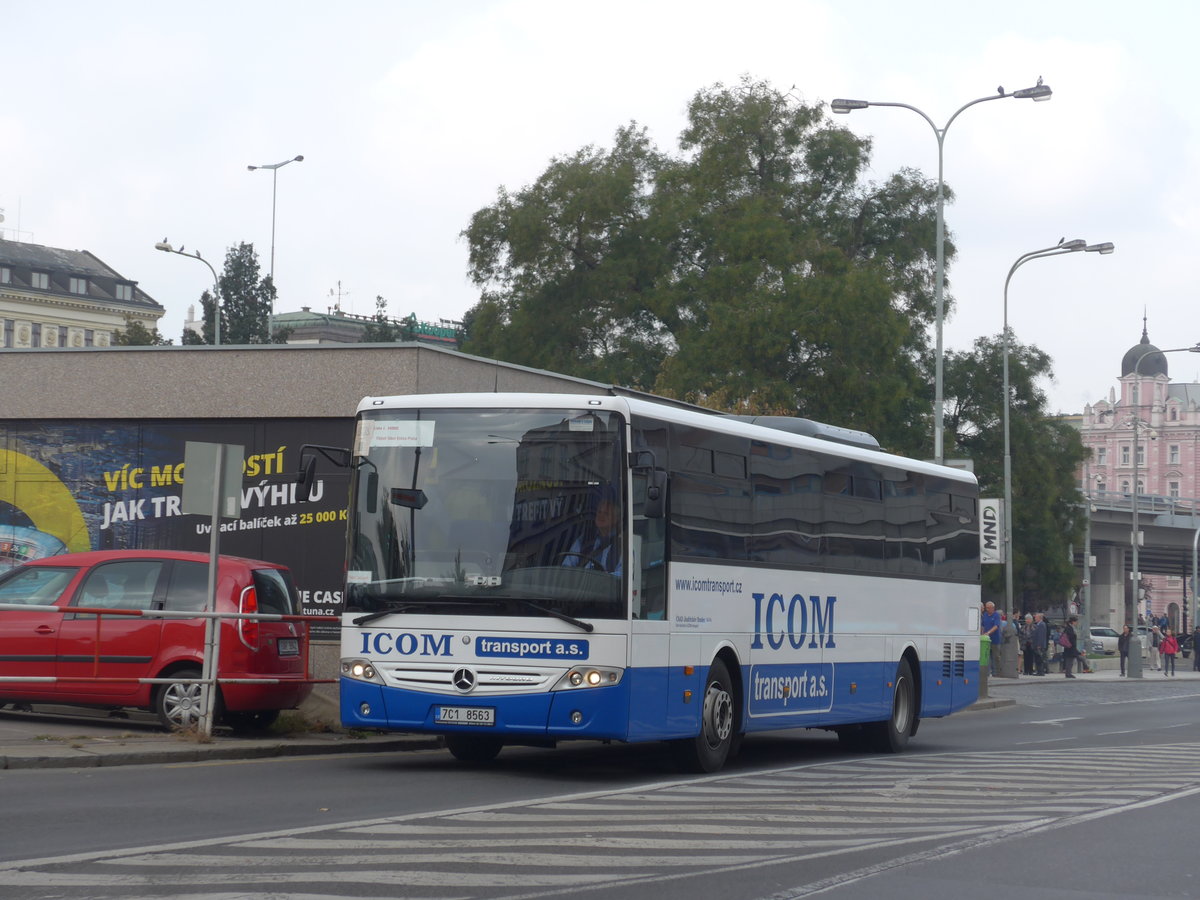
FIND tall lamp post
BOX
[247,154,304,339]
[1126,342,1200,677]
[831,80,1052,465]
[155,240,221,346]
[1002,240,1114,620]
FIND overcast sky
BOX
[4,1,1197,414]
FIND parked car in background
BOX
[1088,626,1119,655]
[0,550,311,731]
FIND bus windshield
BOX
[345,407,627,621]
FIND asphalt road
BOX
[2,673,1200,898]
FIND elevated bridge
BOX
[1074,491,1199,630]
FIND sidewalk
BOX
[987,664,1200,685]
[0,704,440,770]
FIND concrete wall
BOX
[2,341,608,419]
[2,341,610,724]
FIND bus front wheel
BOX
[673,658,735,773]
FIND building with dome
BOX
[1078,322,1200,626]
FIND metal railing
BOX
[0,602,334,736]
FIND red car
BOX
[0,550,312,731]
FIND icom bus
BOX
[304,391,981,772]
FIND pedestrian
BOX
[1049,623,1063,669]
[1021,614,1035,675]
[1031,612,1049,676]
[1193,624,1200,672]
[1117,624,1133,677]
[981,601,1001,676]
[1149,626,1163,671]
[1161,628,1179,676]
[1062,615,1081,679]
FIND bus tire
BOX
[445,734,504,763]
[865,658,915,753]
[673,658,735,773]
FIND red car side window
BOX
[75,561,165,611]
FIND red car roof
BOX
[20,549,287,570]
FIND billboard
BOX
[0,419,353,638]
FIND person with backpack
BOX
[1161,628,1179,676]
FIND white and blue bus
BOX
[308,391,981,772]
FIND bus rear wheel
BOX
[673,658,735,773]
[865,658,915,753]
[445,734,504,763]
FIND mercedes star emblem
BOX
[452,667,477,693]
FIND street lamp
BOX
[247,154,304,339]
[832,79,1052,465]
[155,239,221,346]
[1126,341,1200,677]
[1001,239,1113,622]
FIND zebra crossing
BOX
[6,742,1200,900]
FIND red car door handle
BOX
[34,625,56,635]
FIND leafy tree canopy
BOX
[186,243,281,345]
[943,333,1089,608]
[115,317,172,346]
[360,295,417,343]
[460,76,953,456]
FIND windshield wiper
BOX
[352,608,402,626]
[351,597,484,625]
[506,597,594,633]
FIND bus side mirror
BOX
[644,469,667,519]
[297,455,317,502]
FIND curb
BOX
[0,734,444,771]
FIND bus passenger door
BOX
[627,473,674,740]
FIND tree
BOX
[114,317,172,346]
[220,243,276,344]
[460,77,951,456]
[361,295,403,342]
[184,243,278,345]
[943,334,1089,609]
[463,122,670,388]
[181,289,221,345]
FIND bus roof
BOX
[356,392,977,487]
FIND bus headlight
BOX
[552,667,623,691]
[341,658,384,684]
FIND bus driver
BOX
[561,488,623,576]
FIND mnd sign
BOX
[980,499,1004,565]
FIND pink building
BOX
[1077,325,1200,624]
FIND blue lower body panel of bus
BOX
[340,677,636,741]
[340,655,980,744]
